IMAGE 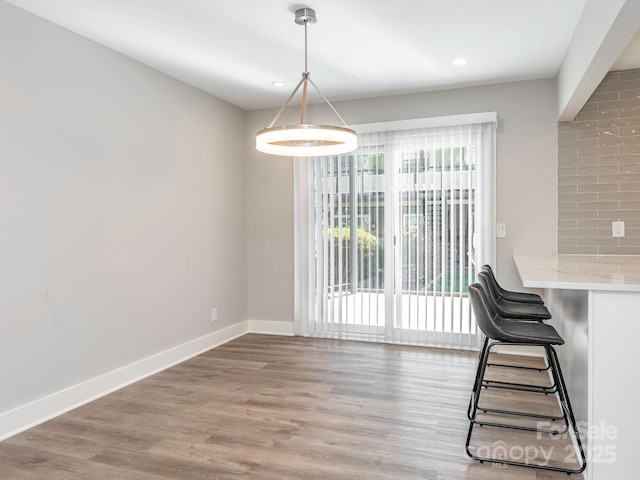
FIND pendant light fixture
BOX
[256,8,357,157]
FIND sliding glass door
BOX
[297,117,495,350]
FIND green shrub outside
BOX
[329,228,378,284]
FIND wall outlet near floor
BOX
[211,307,218,322]
[612,221,625,238]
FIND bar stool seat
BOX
[488,317,563,344]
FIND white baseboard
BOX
[5,318,464,441]
[0,317,548,443]
[0,319,296,441]
[248,319,295,336]
[0,321,249,441]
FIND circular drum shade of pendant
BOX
[256,124,357,157]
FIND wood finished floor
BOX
[0,335,582,479]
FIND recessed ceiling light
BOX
[452,58,469,66]
[272,81,286,87]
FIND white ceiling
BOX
[5,0,640,111]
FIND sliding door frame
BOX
[294,113,497,348]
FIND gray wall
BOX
[0,2,246,413]
[246,79,558,326]
[558,69,640,254]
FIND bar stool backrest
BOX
[480,264,544,305]
[480,265,505,295]
[477,270,503,307]
[469,283,506,341]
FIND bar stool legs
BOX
[466,339,587,474]
[468,339,565,430]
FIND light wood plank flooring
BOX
[0,334,582,479]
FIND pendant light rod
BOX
[304,14,309,73]
[300,76,308,124]
[306,75,350,128]
[299,14,309,124]
[266,72,349,129]
[267,75,306,128]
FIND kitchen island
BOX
[513,254,640,480]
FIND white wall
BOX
[0,1,246,416]
[246,79,558,325]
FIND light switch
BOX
[496,223,507,238]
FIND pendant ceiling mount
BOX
[294,8,317,25]
[255,8,357,157]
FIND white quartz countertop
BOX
[513,253,640,292]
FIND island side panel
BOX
[591,290,640,480]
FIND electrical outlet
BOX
[211,307,218,322]
[612,221,625,238]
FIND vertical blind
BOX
[298,116,495,350]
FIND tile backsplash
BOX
[558,69,640,255]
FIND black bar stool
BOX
[480,264,544,304]
[476,270,553,382]
[466,283,586,474]
[470,278,562,427]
